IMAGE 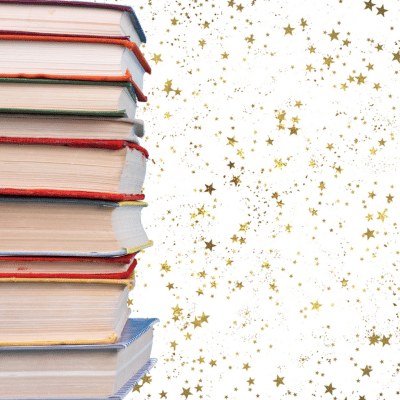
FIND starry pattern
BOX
[111,0,400,398]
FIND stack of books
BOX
[0,1,157,399]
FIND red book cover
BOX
[0,137,148,201]
[0,35,151,102]
[0,253,138,279]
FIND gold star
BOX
[311,300,322,311]
[160,391,168,398]
[363,228,375,240]
[373,83,381,90]
[376,5,388,16]
[300,18,308,28]
[247,377,255,385]
[141,374,152,384]
[170,341,178,350]
[171,17,178,25]
[202,21,210,28]
[151,53,163,65]
[231,175,241,186]
[340,278,348,287]
[243,363,251,370]
[160,261,171,273]
[370,147,377,154]
[181,388,193,399]
[378,138,386,146]
[368,333,380,345]
[364,0,376,10]
[341,83,348,91]
[361,365,373,377]
[324,383,336,394]
[227,136,238,147]
[393,51,400,63]
[381,335,390,346]
[205,183,216,195]
[228,0,235,6]
[132,383,143,392]
[285,224,292,232]
[205,240,216,251]
[377,210,388,222]
[283,24,295,35]
[266,138,274,145]
[323,56,334,68]
[295,101,303,108]
[239,222,250,232]
[221,52,229,59]
[199,39,206,48]
[164,112,172,119]
[343,39,351,46]
[328,30,340,40]
[262,261,270,269]
[236,3,244,11]
[356,73,367,85]
[127,298,133,306]
[288,125,299,135]
[366,63,374,70]
[273,375,285,387]
[191,317,202,329]
[184,333,192,340]
[172,304,183,315]
[386,194,394,203]
[200,313,210,323]
[274,158,286,170]
[194,384,202,392]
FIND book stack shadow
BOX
[0,1,158,399]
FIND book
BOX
[0,78,138,118]
[0,114,144,143]
[0,0,147,47]
[0,254,138,279]
[0,318,159,398]
[0,272,136,345]
[0,138,148,200]
[0,197,153,257]
[0,35,151,101]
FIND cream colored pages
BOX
[0,83,122,111]
[0,202,120,253]
[0,41,124,76]
[0,283,128,343]
[0,349,117,398]
[0,4,123,37]
[0,115,133,140]
[0,145,127,193]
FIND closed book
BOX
[0,138,148,201]
[0,0,147,46]
[0,197,153,257]
[0,114,144,143]
[0,78,137,118]
[0,318,159,399]
[0,254,138,279]
[0,273,135,345]
[0,35,150,101]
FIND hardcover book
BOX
[0,197,153,257]
[0,0,147,46]
[0,78,138,118]
[0,272,135,345]
[0,138,148,200]
[0,318,159,399]
[0,114,144,143]
[0,35,150,101]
